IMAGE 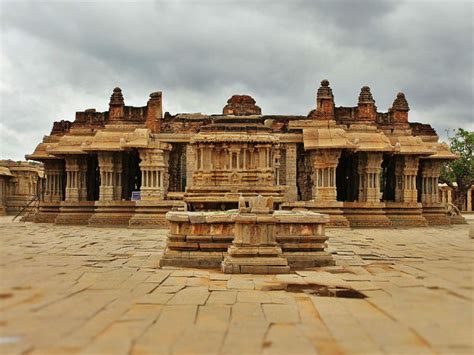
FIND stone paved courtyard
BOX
[0,216,473,355]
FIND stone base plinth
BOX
[385,202,428,227]
[275,210,334,267]
[281,201,349,228]
[55,201,95,225]
[342,202,391,228]
[160,249,224,268]
[6,195,34,215]
[129,200,186,228]
[450,215,467,224]
[161,208,333,272]
[422,203,451,225]
[159,211,236,268]
[222,253,290,274]
[88,201,136,227]
[34,202,61,223]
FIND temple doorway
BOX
[336,150,358,202]
[381,154,396,201]
[86,154,99,201]
[122,149,141,200]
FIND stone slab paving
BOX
[0,216,473,355]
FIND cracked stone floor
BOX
[0,216,473,355]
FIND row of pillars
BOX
[42,149,169,203]
[312,150,440,204]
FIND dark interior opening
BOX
[381,154,396,201]
[296,144,312,201]
[416,161,423,202]
[336,150,358,202]
[86,154,100,201]
[169,143,187,192]
[122,149,141,200]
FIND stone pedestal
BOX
[222,212,290,274]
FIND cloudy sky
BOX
[0,0,472,160]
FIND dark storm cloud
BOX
[0,0,472,160]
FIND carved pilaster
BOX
[65,156,87,202]
[185,144,195,189]
[139,147,170,201]
[357,153,383,203]
[113,154,123,200]
[312,150,341,201]
[43,160,65,202]
[395,155,419,203]
[285,144,298,201]
[420,160,440,204]
[98,152,115,201]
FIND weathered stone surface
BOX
[0,217,472,354]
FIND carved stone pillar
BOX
[98,152,115,201]
[284,144,298,201]
[139,147,170,200]
[77,158,88,201]
[113,154,123,200]
[395,155,419,203]
[64,156,87,202]
[312,150,341,201]
[357,153,383,203]
[420,160,440,204]
[44,160,65,202]
[186,144,195,189]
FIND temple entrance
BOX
[86,154,99,201]
[381,154,396,201]
[169,143,186,192]
[122,149,141,200]
[336,150,358,202]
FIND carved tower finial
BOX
[392,92,409,111]
[358,86,377,123]
[309,79,335,120]
[391,92,409,126]
[109,87,125,121]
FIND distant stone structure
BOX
[0,160,44,215]
[27,80,457,227]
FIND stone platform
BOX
[0,216,472,354]
[160,199,333,272]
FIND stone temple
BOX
[27,80,457,230]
